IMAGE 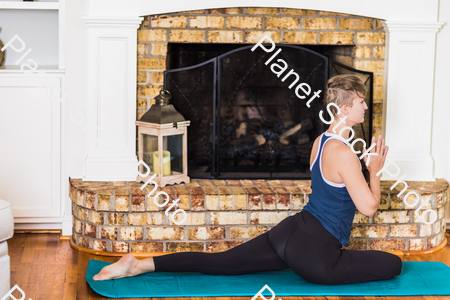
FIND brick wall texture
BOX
[136,7,386,142]
[70,178,449,253]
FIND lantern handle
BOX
[159,89,171,100]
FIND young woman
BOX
[93,75,402,285]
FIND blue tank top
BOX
[302,131,362,247]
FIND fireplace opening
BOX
[163,43,373,180]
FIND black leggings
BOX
[153,210,403,285]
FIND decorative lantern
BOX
[136,89,190,187]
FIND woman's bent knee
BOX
[391,254,403,277]
[376,252,403,279]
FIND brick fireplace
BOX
[136,7,385,143]
[73,5,448,254]
[70,178,448,253]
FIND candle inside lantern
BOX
[153,150,171,176]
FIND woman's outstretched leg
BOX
[93,220,294,280]
[153,231,289,275]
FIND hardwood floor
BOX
[7,233,450,300]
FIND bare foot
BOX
[93,254,140,281]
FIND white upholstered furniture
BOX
[0,200,13,298]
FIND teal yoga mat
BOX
[86,260,450,298]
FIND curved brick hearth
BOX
[70,178,448,253]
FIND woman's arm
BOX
[337,135,388,217]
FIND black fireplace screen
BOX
[163,44,373,179]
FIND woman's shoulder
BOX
[325,137,355,156]
[310,132,353,165]
[325,139,361,171]
[322,134,358,165]
[310,135,322,166]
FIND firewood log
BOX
[235,122,246,138]
[279,119,313,145]
[282,120,296,130]
[236,118,265,137]
[226,134,266,147]
[246,118,264,135]
[263,114,279,128]
[295,133,310,145]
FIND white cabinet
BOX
[0,75,62,220]
[0,1,65,226]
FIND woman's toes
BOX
[93,272,107,281]
[93,268,113,281]
[92,254,139,281]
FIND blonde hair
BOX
[323,74,366,117]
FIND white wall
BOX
[434,0,450,226]
[62,0,89,234]
[433,1,450,181]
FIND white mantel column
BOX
[82,16,143,181]
[381,21,444,181]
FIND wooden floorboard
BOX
[6,233,450,299]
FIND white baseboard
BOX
[14,222,62,230]
[62,218,72,236]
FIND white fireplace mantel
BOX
[82,16,143,181]
[81,0,444,182]
[381,21,444,181]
